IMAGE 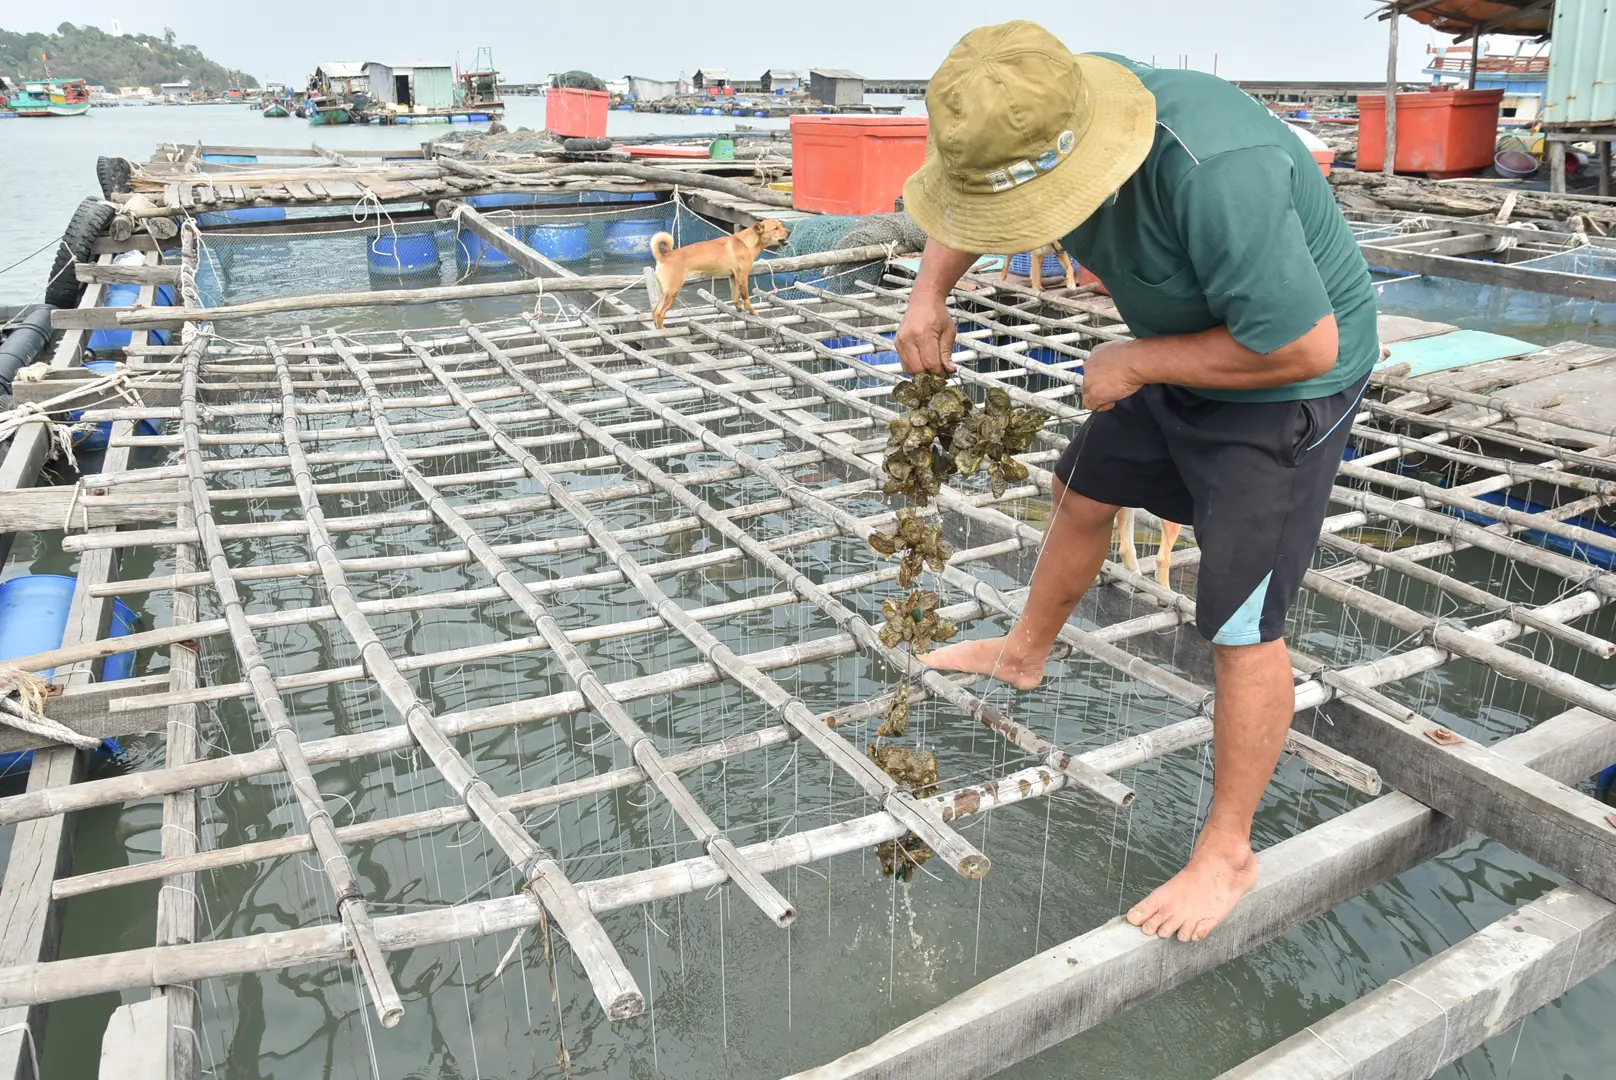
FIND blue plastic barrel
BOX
[602,219,668,258]
[88,282,176,354]
[71,360,161,450]
[369,233,442,277]
[467,193,539,208]
[455,231,513,269]
[201,153,258,164]
[0,575,133,771]
[525,223,590,264]
[1599,764,1616,806]
[618,104,633,111]
[197,205,287,227]
[1008,252,1066,280]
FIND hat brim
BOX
[902,54,1156,255]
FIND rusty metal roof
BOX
[1377,0,1554,39]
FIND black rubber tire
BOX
[44,197,117,310]
[96,156,132,198]
[562,137,613,153]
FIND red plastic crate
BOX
[1356,89,1503,178]
[546,88,609,139]
[790,115,928,215]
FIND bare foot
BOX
[922,635,1047,691]
[1126,825,1258,942]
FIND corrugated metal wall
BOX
[413,67,456,109]
[1544,0,1616,126]
[366,64,396,104]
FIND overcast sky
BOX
[12,4,1469,86]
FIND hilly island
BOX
[0,22,256,91]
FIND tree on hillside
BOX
[0,22,257,90]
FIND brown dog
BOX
[649,218,791,329]
[1004,239,1077,293]
[1116,508,1183,587]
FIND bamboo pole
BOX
[447,325,994,876]
[171,333,404,1028]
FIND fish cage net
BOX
[21,249,1616,1079]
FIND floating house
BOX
[809,68,864,106]
[1424,44,1549,123]
[311,61,368,99]
[626,74,679,101]
[364,61,456,110]
[761,68,803,93]
[692,68,729,91]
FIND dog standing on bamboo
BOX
[648,219,791,329]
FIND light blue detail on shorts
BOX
[1213,571,1272,646]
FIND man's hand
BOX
[1082,340,1146,412]
[895,292,958,376]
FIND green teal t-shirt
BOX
[1060,55,1377,402]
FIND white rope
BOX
[0,666,102,750]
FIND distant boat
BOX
[263,102,290,118]
[7,78,91,117]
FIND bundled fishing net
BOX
[761,212,929,296]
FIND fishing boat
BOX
[7,78,90,117]
[262,102,290,118]
[305,97,352,125]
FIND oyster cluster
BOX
[867,508,953,590]
[952,387,1048,498]
[878,589,958,656]
[882,376,1049,505]
[870,744,941,880]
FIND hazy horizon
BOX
[2,3,1489,89]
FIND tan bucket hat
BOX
[903,21,1157,254]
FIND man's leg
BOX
[922,479,1117,689]
[1126,637,1292,941]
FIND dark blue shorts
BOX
[1053,376,1366,645]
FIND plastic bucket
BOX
[1008,252,1066,281]
[0,574,133,770]
[526,223,590,263]
[71,359,161,449]
[368,233,441,277]
[602,219,668,258]
[455,230,514,269]
[1495,149,1539,178]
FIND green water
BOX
[5,340,1616,1080]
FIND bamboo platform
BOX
[6,189,1616,1079]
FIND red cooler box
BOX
[547,88,609,139]
[1356,89,1503,178]
[791,115,928,215]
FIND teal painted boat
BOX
[307,107,351,126]
[262,102,289,118]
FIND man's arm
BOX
[1082,315,1337,411]
[895,239,980,375]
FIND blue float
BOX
[1599,764,1616,806]
[466,193,539,209]
[368,232,442,277]
[602,218,668,258]
[526,223,590,264]
[455,231,513,269]
[0,575,133,771]
[197,205,287,227]
[87,283,176,355]
[71,359,162,450]
[200,153,258,164]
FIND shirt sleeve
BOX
[1173,144,1333,355]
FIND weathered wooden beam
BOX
[0,676,175,756]
[1218,884,1616,1079]
[1310,696,1616,905]
[1359,240,1616,301]
[781,708,1616,1080]
[0,484,182,533]
[97,997,167,1080]
[449,203,552,277]
[74,264,179,287]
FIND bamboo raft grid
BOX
[7,222,1616,1079]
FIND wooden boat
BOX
[306,99,351,125]
[262,103,289,118]
[7,78,90,117]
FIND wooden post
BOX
[1600,137,1611,198]
[1384,11,1399,176]
[1468,29,1480,90]
[1551,133,1568,193]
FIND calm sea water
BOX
[0,99,1612,1080]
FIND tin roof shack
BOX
[313,62,369,98]
[761,69,802,93]
[627,75,678,101]
[810,69,864,107]
[365,62,456,110]
[693,69,729,91]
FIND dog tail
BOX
[650,232,674,263]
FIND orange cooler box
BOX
[791,115,928,215]
[1355,89,1503,178]
[546,88,609,139]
